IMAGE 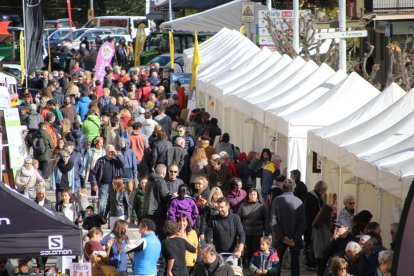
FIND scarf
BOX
[20,166,35,177]
[57,158,74,187]
[206,256,220,274]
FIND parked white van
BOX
[82,16,156,38]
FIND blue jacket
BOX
[250,247,280,275]
[101,233,128,272]
[132,232,161,275]
[76,96,92,121]
[70,150,83,182]
[119,138,138,181]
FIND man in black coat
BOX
[270,179,306,276]
[34,185,54,272]
[194,243,235,276]
[143,164,171,239]
[304,181,327,270]
[90,144,125,216]
[205,197,245,258]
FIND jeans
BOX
[275,240,301,276]
[98,183,111,216]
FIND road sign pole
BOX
[293,0,299,53]
[339,0,346,71]
[169,0,173,21]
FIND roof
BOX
[157,0,233,10]
[161,0,266,32]
[372,13,414,21]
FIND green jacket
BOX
[82,115,101,143]
[34,128,54,161]
[131,187,145,221]
[52,108,64,122]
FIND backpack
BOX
[27,114,40,131]
[32,135,47,156]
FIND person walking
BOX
[205,197,245,258]
[126,218,162,276]
[270,179,306,276]
[89,145,125,216]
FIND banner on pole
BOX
[95,42,115,84]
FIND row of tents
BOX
[184,28,413,247]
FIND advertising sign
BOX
[170,73,192,94]
[95,42,115,84]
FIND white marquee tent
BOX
[160,0,266,33]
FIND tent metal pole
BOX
[22,0,29,88]
[376,169,381,221]
[338,166,342,219]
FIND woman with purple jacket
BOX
[168,184,199,228]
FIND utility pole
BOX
[292,0,299,52]
[266,0,271,11]
[339,0,346,71]
[169,0,173,21]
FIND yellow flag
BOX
[134,24,147,67]
[240,24,245,35]
[19,32,25,85]
[191,31,201,89]
[169,31,174,70]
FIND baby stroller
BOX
[220,253,243,276]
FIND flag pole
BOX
[22,0,28,88]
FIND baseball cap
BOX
[334,219,351,228]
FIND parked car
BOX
[44,19,74,29]
[82,16,156,38]
[98,34,133,44]
[1,63,21,82]
[146,54,184,72]
[43,28,75,49]
[64,28,114,50]
[54,29,87,48]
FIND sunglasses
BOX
[62,156,70,158]
[169,170,178,173]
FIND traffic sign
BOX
[315,30,368,40]
[242,2,255,23]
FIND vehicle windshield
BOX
[60,29,85,40]
[148,55,170,66]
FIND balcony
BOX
[365,0,414,13]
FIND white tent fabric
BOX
[220,55,292,104]
[264,70,347,134]
[229,56,307,113]
[160,0,260,33]
[275,72,380,176]
[307,84,410,199]
[200,47,281,98]
[308,83,406,155]
[262,63,335,111]
[183,28,233,72]
[249,60,319,123]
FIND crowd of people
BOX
[3,36,397,276]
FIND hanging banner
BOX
[24,0,44,75]
[3,108,24,170]
[95,42,115,84]
[19,32,25,85]
[169,31,174,70]
[134,24,146,67]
